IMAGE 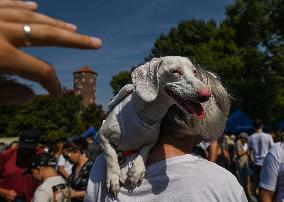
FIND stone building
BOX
[73,66,97,107]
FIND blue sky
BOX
[21,0,234,109]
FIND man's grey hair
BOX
[160,66,231,141]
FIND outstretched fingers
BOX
[0,40,61,96]
[0,8,77,31]
[0,0,102,98]
[1,22,102,49]
[0,0,37,10]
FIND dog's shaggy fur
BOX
[97,56,212,196]
[160,67,231,141]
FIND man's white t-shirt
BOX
[85,153,247,202]
[243,142,248,151]
[32,176,70,202]
[57,154,73,175]
[259,142,284,202]
[248,132,274,166]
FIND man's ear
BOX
[131,58,163,102]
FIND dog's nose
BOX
[197,88,212,102]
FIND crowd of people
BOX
[0,121,283,201]
[0,0,284,202]
[193,119,284,202]
[0,128,100,202]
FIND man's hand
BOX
[5,189,17,201]
[0,0,101,101]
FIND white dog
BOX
[97,56,212,196]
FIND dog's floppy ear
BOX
[131,58,163,102]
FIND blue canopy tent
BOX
[279,121,284,131]
[225,109,254,134]
[81,126,97,140]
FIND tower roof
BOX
[73,66,97,75]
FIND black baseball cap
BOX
[19,128,41,150]
[24,153,56,175]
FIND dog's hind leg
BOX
[126,142,156,191]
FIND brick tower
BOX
[73,66,97,107]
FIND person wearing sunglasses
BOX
[62,136,93,202]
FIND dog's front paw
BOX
[126,157,146,191]
[107,172,122,197]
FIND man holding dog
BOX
[85,122,246,201]
[85,67,247,201]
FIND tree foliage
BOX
[0,94,105,143]
[110,71,131,96]
[110,0,284,125]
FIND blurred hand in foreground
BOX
[0,0,102,104]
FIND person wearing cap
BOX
[80,126,101,161]
[0,127,41,201]
[28,153,70,202]
[236,132,250,198]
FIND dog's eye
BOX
[170,69,182,76]
[193,69,197,74]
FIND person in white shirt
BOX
[248,119,274,194]
[58,153,73,180]
[85,67,247,202]
[26,153,70,202]
[86,138,247,202]
[259,142,284,202]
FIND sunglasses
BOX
[63,149,78,159]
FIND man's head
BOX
[19,128,41,152]
[62,136,86,165]
[86,136,94,144]
[160,66,231,142]
[270,131,277,141]
[230,135,236,142]
[239,132,248,143]
[16,128,41,168]
[253,119,263,130]
[48,145,59,158]
[26,153,57,182]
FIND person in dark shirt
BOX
[63,136,93,202]
[0,128,41,202]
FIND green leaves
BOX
[110,71,132,96]
[0,94,105,143]
[145,0,284,125]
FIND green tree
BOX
[110,71,131,96]
[0,94,105,143]
[74,104,106,135]
[145,1,284,125]
[223,0,284,123]
[109,0,284,126]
